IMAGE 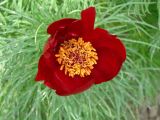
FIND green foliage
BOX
[0,0,160,120]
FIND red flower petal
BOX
[66,7,96,40]
[43,36,57,53]
[81,7,96,35]
[35,51,59,90]
[36,48,95,96]
[66,20,82,40]
[47,18,76,35]
[92,48,123,84]
[35,55,46,81]
[36,36,57,81]
[53,67,95,96]
[44,29,69,54]
[86,28,126,62]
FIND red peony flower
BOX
[35,7,126,96]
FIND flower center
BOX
[55,37,98,78]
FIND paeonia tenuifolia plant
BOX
[35,7,126,96]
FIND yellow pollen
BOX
[55,37,98,78]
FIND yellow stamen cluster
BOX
[55,37,98,78]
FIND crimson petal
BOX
[93,48,123,84]
[86,28,126,62]
[54,68,95,96]
[36,50,95,96]
[47,18,76,35]
[35,51,59,90]
[35,55,46,81]
[66,20,82,40]
[43,36,57,54]
[81,7,96,36]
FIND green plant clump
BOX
[0,0,160,120]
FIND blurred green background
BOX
[0,0,160,120]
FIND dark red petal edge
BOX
[35,55,46,81]
[92,48,124,84]
[81,7,96,36]
[66,20,82,40]
[53,67,95,96]
[35,51,61,91]
[47,18,76,35]
[88,28,126,62]
[36,40,95,96]
[86,28,126,84]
